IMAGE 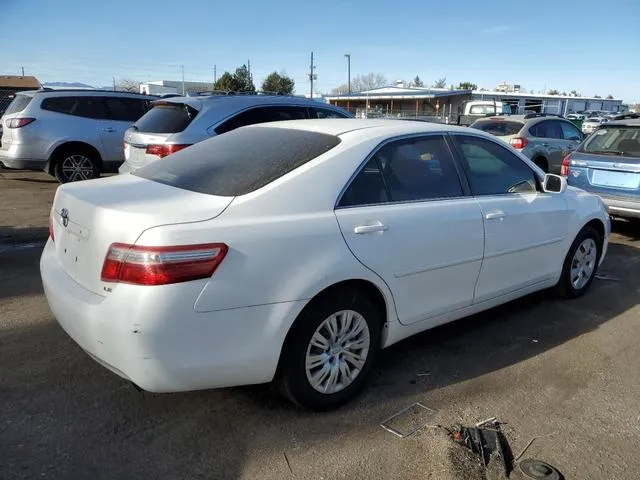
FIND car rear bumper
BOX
[40,239,305,392]
[0,149,45,170]
[601,196,640,218]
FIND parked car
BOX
[0,89,155,182]
[582,117,608,135]
[470,114,584,173]
[565,117,640,219]
[118,94,352,174]
[41,119,610,410]
[456,100,507,126]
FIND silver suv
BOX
[0,89,154,182]
[470,114,585,173]
[119,94,351,174]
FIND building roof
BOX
[0,75,41,89]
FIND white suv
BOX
[0,89,154,182]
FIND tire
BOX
[533,157,548,172]
[556,225,602,298]
[276,289,382,410]
[54,148,100,183]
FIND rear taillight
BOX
[5,117,35,128]
[49,214,55,242]
[561,154,571,176]
[510,137,528,149]
[145,144,191,158]
[101,243,228,286]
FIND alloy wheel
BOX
[570,238,597,290]
[61,154,95,182]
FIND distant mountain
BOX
[42,81,96,89]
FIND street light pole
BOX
[344,54,351,94]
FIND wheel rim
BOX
[61,154,94,182]
[570,238,597,290]
[305,309,370,394]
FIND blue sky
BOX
[1,0,638,102]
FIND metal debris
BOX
[514,432,558,462]
[519,458,563,480]
[452,422,513,478]
[380,402,437,438]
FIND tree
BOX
[570,90,580,97]
[116,78,140,93]
[594,95,602,98]
[233,64,255,93]
[213,71,236,91]
[262,71,295,95]
[412,75,424,87]
[330,84,349,95]
[547,89,559,95]
[606,94,614,99]
[330,73,387,94]
[433,77,447,88]
[458,81,477,90]
[561,92,567,96]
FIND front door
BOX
[451,134,572,303]
[100,97,147,163]
[335,135,484,326]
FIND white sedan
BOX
[41,119,610,410]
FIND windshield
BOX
[135,126,341,196]
[580,126,640,157]
[3,94,33,115]
[134,102,199,133]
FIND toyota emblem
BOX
[61,208,69,227]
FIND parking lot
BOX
[1,169,640,479]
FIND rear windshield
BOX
[471,120,524,136]
[580,126,640,158]
[4,94,33,115]
[134,127,341,196]
[134,103,199,133]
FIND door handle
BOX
[541,142,549,147]
[102,127,115,133]
[354,222,389,234]
[485,210,506,220]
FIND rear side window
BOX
[41,96,108,119]
[310,107,349,119]
[134,103,199,133]
[214,106,309,135]
[471,120,524,136]
[135,127,341,196]
[529,120,563,139]
[4,94,32,115]
[105,97,149,122]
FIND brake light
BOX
[510,137,528,149]
[5,117,35,128]
[49,213,55,242]
[561,154,572,176]
[101,243,228,286]
[145,144,191,158]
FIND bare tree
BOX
[433,77,447,88]
[116,78,140,93]
[606,94,614,99]
[330,73,387,94]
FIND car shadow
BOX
[1,237,638,479]
[13,177,59,184]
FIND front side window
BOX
[310,107,349,119]
[454,135,537,195]
[339,135,463,207]
[560,121,583,141]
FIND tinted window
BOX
[469,105,499,115]
[4,94,32,114]
[339,158,389,207]
[529,120,563,139]
[560,121,582,141]
[454,136,537,195]
[310,107,349,119]
[134,103,198,133]
[471,120,524,136]
[105,97,149,122]
[215,106,309,134]
[41,96,108,119]
[135,127,340,196]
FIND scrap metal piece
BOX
[380,402,437,438]
[514,432,558,462]
[519,458,563,480]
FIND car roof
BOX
[248,118,482,138]
[165,94,345,110]
[606,118,640,127]
[17,89,155,99]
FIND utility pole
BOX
[21,66,25,76]
[308,52,316,99]
[214,65,217,85]
[344,54,351,94]
[247,59,251,82]
[113,77,116,91]
[181,65,185,95]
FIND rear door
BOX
[335,134,484,326]
[102,97,150,163]
[529,120,566,172]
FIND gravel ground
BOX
[1,169,639,479]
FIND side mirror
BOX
[543,173,567,193]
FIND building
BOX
[139,80,214,96]
[326,85,624,119]
[0,75,41,114]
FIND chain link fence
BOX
[0,96,14,117]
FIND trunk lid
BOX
[568,151,640,197]
[50,174,233,295]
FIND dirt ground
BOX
[1,169,639,480]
